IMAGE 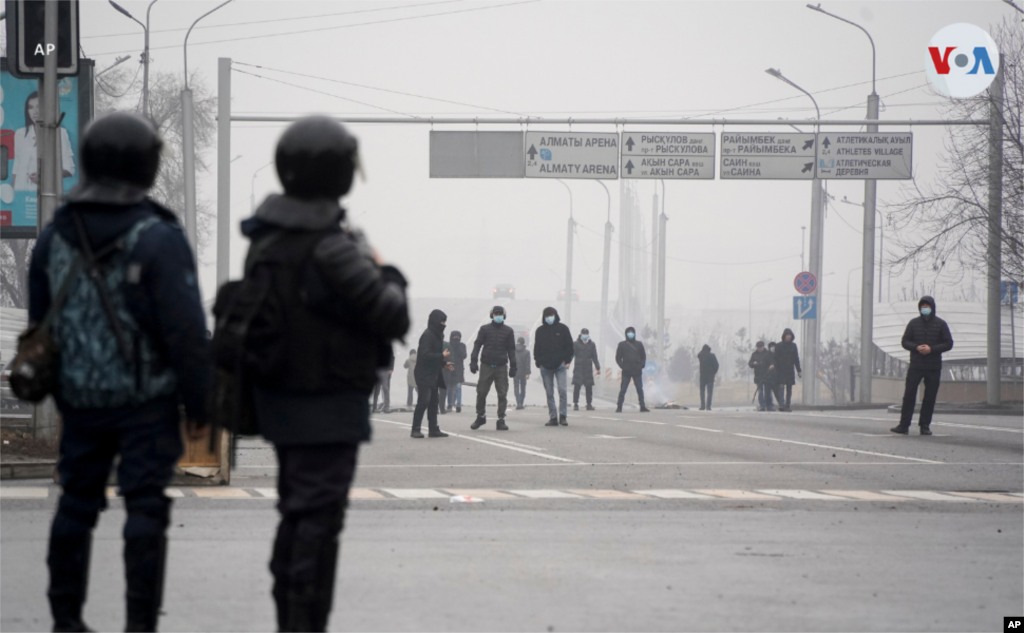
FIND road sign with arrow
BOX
[720,133,816,180]
[524,131,619,179]
[620,132,715,180]
[815,132,913,180]
[793,296,817,320]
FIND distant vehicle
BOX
[557,289,580,302]
[494,283,515,299]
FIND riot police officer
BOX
[240,117,409,631]
[27,112,210,632]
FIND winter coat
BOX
[764,349,780,385]
[415,310,448,389]
[773,328,802,386]
[514,343,532,379]
[444,332,467,387]
[236,195,409,445]
[616,334,647,374]
[572,338,601,385]
[471,320,517,371]
[900,296,954,370]
[28,197,210,426]
[534,312,574,370]
[748,348,772,383]
[404,355,417,384]
[696,345,719,384]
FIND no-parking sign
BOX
[794,272,817,295]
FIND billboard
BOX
[1,57,92,239]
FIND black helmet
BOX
[276,116,358,200]
[80,112,162,191]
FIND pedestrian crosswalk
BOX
[1,486,1022,502]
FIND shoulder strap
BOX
[38,255,84,334]
[71,211,133,364]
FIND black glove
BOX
[470,363,479,374]
[508,367,517,378]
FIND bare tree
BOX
[886,17,1023,286]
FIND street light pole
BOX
[846,266,861,343]
[767,68,824,405]
[555,179,575,329]
[596,180,613,377]
[808,3,878,404]
[843,196,884,303]
[108,1,156,117]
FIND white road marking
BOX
[380,488,448,499]
[372,418,578,463]
[933,421,1023,434]
[349,488,387,500]
[732,433,943,464]
[628,419,667,425]
[636,489,716,499]
[676,424,723,433]
[569,489,648,499]
[695,490,781,500]
[480,436,547,451]
[945,492,1024,503]
[0,487,48,499]
[192,488,252,499]
[164,488,185,498]
[506,489,583,499]
[587,416,622,421]
[825,490,911,501]
[442,489,518,499]
[797,412,1024,434]
[881,490,980,502]
[756,489,848,500]
[253,488,278,499]
[589,435,635,440]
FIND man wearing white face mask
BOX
[891,296,953,436]
[571,328,601,411]
[469,306,517,430]
[534,307,574,426]
[615,327,649,413]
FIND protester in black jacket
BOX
[696,344,719,411]
[470,305,517,430]
[412,309,451,438]
[444,331,467,413]
[748,341,772,411]
[534,307,574,425]
[892,296,954,435]
[571,328,601,411]
[764,342,781,411]
[615,327,649,412]
[772,328,802,411]
[513,338,532,410]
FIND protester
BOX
[26,113,209,633]
[412,310,451,438]
[470,305,517,430]
[404,350,417,406]
[764,341,780,411]
[891,296,954,436]
[534,307,574,426]
[444,330,467,413]
[615,327,649,413]
[772,328,802,412]
[571,328,601,411]
[372,347,394,413]
[697,344,719,411]
[748,341,773,411]
[513,337,532,410]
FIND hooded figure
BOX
[748,341,773,411]
[571,328,601,410]
[411,309,450,438]
[697,344,719,411]
[513,337,532,410]
[772,328,801,411]
[469,305,517,430]
[892,296,954,435]
[443,330,468,412]
[534,307,574,424]
[615,327,649,412]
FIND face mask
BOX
[493,315,504,324]
[920,307,932,316]
[581,334,589,341]
[545,316,555,325]
[627,332,635,340]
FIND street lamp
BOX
[808,3,879,404]
[555,179,575,328]
[108,0,157,118]
[766,67,824,405]
[251,161,274,213]
[595,180,613,380]
[843,196,885,303]
[748,277,772,399]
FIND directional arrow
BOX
[527,145,538,160]
[801,162,813,173]
[626,137,635,151]
[625,160,635,175]
[822,137,831,149]
[802,139,814,150]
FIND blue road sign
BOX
[1001,281,1019,304]
[643,360,658,376]
[793,296,817,320]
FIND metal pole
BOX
[555,179,573,328]
[142,1,156,118]
[987,57,1005,405]
[597,180,613,376]
[657,182,667,367]
[650,191,659,356]
[805,180,823,405]
[182,88,197,251]
[859,92,880,403]
[878,211,884,303]
[231,115,982,127]
[217,58,232,287]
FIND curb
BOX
[886,404,1024,417]
[1,461,57,480]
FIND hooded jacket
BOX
[748,347,772,383]
[772,328,802,386]
[514,342,532,379]
[572,336,601,385]
[471,308,517,370]
[615,328,647,373]
[28,198,210,425]
[415,309,448,388]
[444,330,468,387]
[900,296,954,369]
[697,345,719,383]
[534,309,574,370]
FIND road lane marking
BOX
[676,424,724,433]
[254,488,278,499]
[443,489,518,499]
[380,488,448,499]
[193,488,253,499]
[164,488,185,498]
[756,490,848,500]
[0,487,48,499]
[945,492,1024,502]
[480,437,548,451]
[589,435,635,440]
[798,413,1024,434]
[372,418,578,464]
[695,490,781,500]
[349,488,387,500]
[506,489,583,498]
[933,421,1023,434]
[880,490,980,502]
[636,489,716,499]
[825,490,912,501]
[569,489,649,499]
[628,419,667,425]
[587,416,622,421]
[732,433,943,464]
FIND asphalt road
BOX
[2,403,1021,632]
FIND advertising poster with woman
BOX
[0,68,80,237]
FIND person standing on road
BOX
[26,113,210,633]
[469,305,517,430]
[748,341,772,411]
[240,117,410,631]
[697,344,719,411]
[764,342,780,412]
[891,296,954,436]
[444,330,467,413]
[534,307,574,426]
[436,338,451,415]
[513,337,532,410]
[615,327,650,413]
[571,328,601,411]
[372,347,394,413]
[412,309,451,438]
[772,328,802,412]
[403,350,417,406]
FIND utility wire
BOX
[232,67,417,118]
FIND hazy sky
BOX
[78,0,1014,324]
